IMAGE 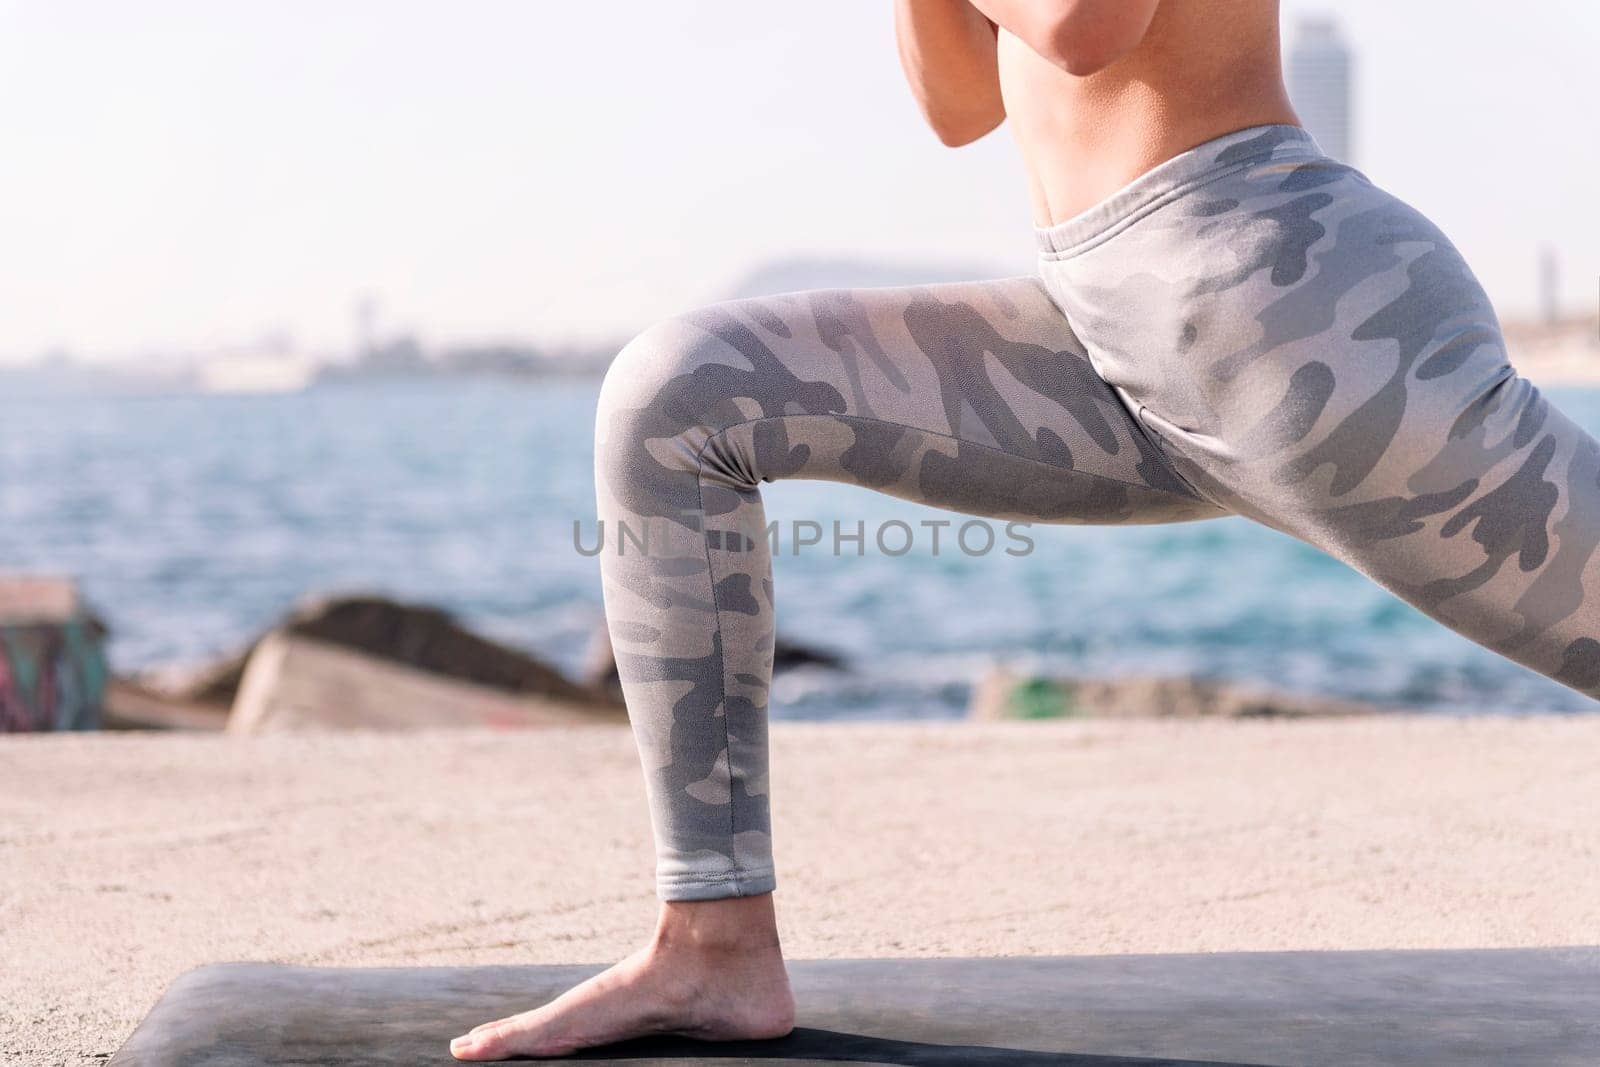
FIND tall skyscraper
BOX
[1538,246,1561,324]
[1287,17,1353,164]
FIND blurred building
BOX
[0,577,106,732]
[1538,246,1561,325]
[1287,17,1353,164]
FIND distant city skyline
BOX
[1,0,1597,363]
[1287,16,1353,164]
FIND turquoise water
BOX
[4,379,1599,716]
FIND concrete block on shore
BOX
[971,666,1381,720]
[227,631,624,732]
[167,593,612,709]
[115,592,622,730]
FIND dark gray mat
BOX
[110,948,1600,1066]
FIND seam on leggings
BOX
[1131,406,1229,511]
[1026,287,1225,512]
[1037,152,1320,262]
[692,452,741,891]
[692,411,1216,507]
[657,867,775,889]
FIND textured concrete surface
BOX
[4,718,1599,1065]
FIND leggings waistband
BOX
[1033,124,1325,260]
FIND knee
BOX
[595,311,738,490]
[597,313,723,431]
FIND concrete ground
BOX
[3,717,1598,1065]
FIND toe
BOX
[450,1027,504,1061]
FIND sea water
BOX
[4,378,1598,716]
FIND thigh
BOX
[601,276,1227,527]
[1134,186,1600,699]
[1248,356,1600,698]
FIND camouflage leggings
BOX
[595,125,1600,901]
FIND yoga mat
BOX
[110,947,1600,1065]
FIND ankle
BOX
[650,895,783,957]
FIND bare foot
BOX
[450,894,794,1060]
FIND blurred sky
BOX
[2,0,1597,362]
